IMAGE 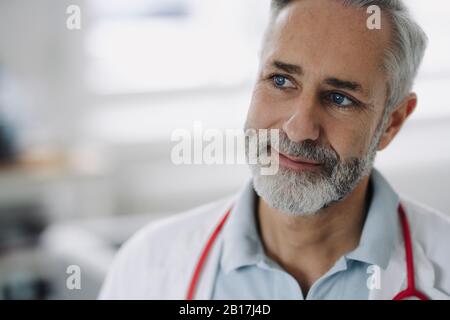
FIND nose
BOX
[282,92,321,143]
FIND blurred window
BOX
[86,0,268,95]
[407,0,450,119]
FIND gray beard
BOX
[247,114,387,216]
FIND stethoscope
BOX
[185,203,429,300]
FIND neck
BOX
[257,174,372,295]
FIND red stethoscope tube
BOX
[392,204,429,300]
[186,203,429,300]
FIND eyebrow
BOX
[271,60,367,96]
[325,78,363,93]
[272,60,303,75]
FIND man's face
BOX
[245,0,393,215]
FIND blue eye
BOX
[329,93,354,107]
[271,75,294,89]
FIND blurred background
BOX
[0,0,449,299]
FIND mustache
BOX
[270,131,340,169]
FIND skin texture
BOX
[244,0,418,296]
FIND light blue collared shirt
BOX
[211,168,400,299]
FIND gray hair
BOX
[270,0,428,113]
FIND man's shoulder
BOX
[99,196,235,299]
[401,196,450,231]
[400,196,450,250]
[119,196,234,260]
[400,196,450,295]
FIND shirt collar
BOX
[221,179,264,274]
[221,168,400,274]
[345,168,400,269]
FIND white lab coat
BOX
[99,194,450,300]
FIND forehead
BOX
[263,0,393,96]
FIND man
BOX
[99,0,450,299]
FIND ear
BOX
[377,93,417,151]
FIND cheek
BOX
[326,119,377,160]
[246,85,281,129]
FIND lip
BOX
[272,148,322,171]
